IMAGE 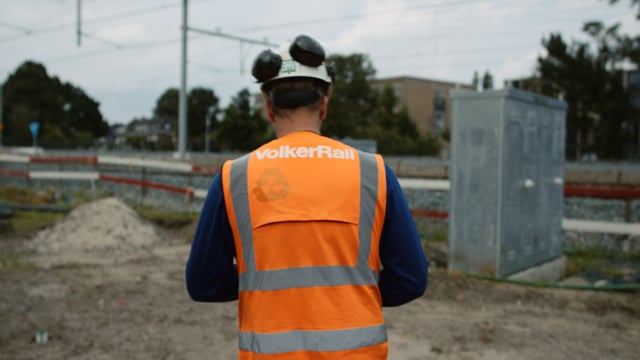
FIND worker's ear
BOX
[319,94,329,121]
[263,92,276,124]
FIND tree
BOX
[2,61,108,147]
[153,87,219,151]
[471,71,480,91]
[530,23,637,159]
[371,85,419,138]
[366,84,439,155]
[535,33,603,158]
[367,85,412,154]
[323,53,377,138]
[154,88,179,119]
[482,71,494,90]
[471,70,494,92]
[581,21,638,158]
[518,1,640,159]
[187,87,219,151]
[215,88,270,152]
[60,82,109,146]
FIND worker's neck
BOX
[274,112,322,138]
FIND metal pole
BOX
[205,117,210,153]
[77,0,81,47]
[178,0,188,160]
[0,82,3,148]
[205,105,214,154]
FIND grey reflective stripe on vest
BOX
[229,154,256,275]
[240,264,379,291]
[239,324,387,354]
[229,150,385,354]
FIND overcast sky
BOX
[1,0,638,125]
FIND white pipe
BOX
[398,178,449,190]
[97,156,192,172]
[0,154,29,163]
[29,171,99,180]
[563,219,640,236]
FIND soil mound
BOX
[27,197,162,254]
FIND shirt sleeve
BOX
[378,164,428,307]
[185,172,239,302]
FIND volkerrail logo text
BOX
[255,145,356,160]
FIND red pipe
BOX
[192,165,218,176]
[98,174,194,196]
[0,168,29,178]
[564,185,640,199]
[411,208,449,219]
[31,155,98,164]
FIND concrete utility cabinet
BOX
[448,88,567,277]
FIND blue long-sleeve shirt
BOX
[185,163,427,306]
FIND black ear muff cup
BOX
[252,49,283,83]
[289,35,325,67]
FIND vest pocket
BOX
[251,220,361,269]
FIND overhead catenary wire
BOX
[0,21,32,35]
[0,0,624,68]
[0,0,215,44]
[229,0,617,35]
[0,0,621,46]
[0,0,634,125]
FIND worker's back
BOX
[222,131,389,359]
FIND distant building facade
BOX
[370,76,473,136]
[105,116,177,150]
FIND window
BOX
[631,94,640,110]
[433,89,446,112]
[394,84,402,98]
[628,71,640,91]
[433,112,445,134]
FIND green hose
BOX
[465,273,640,292]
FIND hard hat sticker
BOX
[280,59,297,74]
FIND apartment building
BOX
[371,76,473,136]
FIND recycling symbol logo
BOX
[253,168,291,201]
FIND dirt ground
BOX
[1,200,639,360]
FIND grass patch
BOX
[0,183,112,234]
[132,204,198,228]
[0,183,53,205]
[0,183,199,231]
[9,211,67,233]
[417,223,448,243]
[0,254,33,269]
[564,245,640,281]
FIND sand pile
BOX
[28,197,163,254]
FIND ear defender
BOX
[252,49,282,83]
[289,35,326,67]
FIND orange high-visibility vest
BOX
[221,131,388,359]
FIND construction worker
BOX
[186,34,428,359]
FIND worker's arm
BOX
[378,164,428,306]
[185,172,238,302]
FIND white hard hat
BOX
[252,35,333,85]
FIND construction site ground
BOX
[0,198,638,360]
